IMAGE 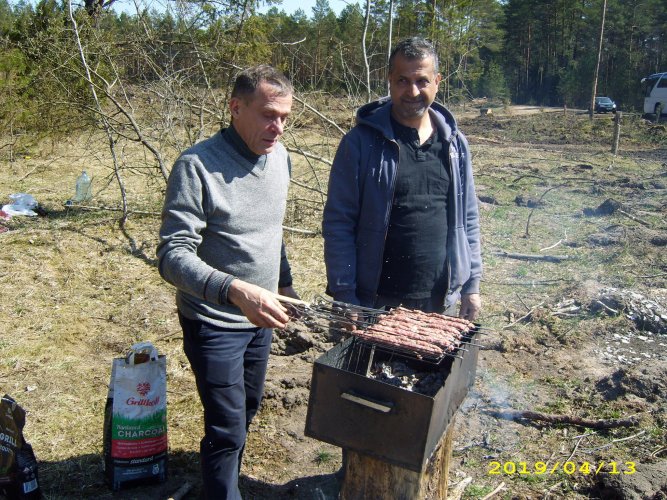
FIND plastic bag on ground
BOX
[2,193,38,217]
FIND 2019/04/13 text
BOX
[488,461,636,475]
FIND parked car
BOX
[641,72,667,118]
[594,96,617,113]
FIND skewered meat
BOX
[353,328,444,357]
[351,306,473,358]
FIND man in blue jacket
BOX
[323,37,482,319]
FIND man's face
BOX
[388,54,442,127]
[229,81,293,155]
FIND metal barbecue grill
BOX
[285,295,487,472]
[280,295,486,364]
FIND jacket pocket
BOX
[449,227,471,291]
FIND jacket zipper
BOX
[372,138,400,305]
[445,135,456,303]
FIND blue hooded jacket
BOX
[322,97,482,309]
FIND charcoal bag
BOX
[103,342,168,490]
[0,395,41,499]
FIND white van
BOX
[641,72,667,116]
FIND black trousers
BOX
[374,294,456,315]
[179,313,272,500]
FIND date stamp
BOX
[488,461,636,476]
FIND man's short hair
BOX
[231,65,293,101]
[388,37,439,74]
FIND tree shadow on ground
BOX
[33,204,159,268]
[241,472,341,499]
[32,451,341,499]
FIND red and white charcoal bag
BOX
[103,341,168,490]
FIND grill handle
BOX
[273,293,310,307]
[341,392,393,413]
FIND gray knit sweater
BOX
[157,130,292,328]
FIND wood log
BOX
[339,419,456,500]
[166,481,193,500]
[492,251,570,263]
[485,409,638,429]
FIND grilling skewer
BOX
[274,294,489,362]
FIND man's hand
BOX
[228,280,291,329]
[277,285,303,318]
[459,293,481,321]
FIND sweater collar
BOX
[222,125,267,170]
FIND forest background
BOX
[1,0,667,147]
[2,0,666,218]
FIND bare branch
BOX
[492,251,571,263]
[485,408,639,429]
[285,146,332,166]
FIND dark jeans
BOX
[179,313,272,500]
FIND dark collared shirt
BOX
[377,116,450,299]
[222,124,267,170]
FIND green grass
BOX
[314,449,334,465]
[463,484,495,498]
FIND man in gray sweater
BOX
[157,65,298,499]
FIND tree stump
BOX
[339,417,456,500]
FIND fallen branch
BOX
[285,146,332,166]
[466,134,503,144]
[502,301,545,330]
[166,481,193,500]
[633,272,667,278]
[155,330,182,342]
[485,409,639,429]
[289,177,327,196]
[543,481,563,499]
[618,209,651,227]
[284,225,319,236]
[595,299,619,315]
[446,476,472,500]
[580,430,646,452]
[481,482,505,500]
[564,433,588,462]
[524,184,565,237]
[539,239,563,252]
[483,279,574,286]
[493,251,571,263]
[64,203,160,216]
[292,94,346,136]
[18,166,39,181]
[540,230,567,252]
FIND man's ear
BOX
[229,97,241,117]
[435,72,442,86]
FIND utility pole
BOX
[590,0,608,120]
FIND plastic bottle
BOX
[73,170,92,203]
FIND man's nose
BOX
[270,118,284,135]
[406,82,420,97]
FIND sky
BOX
[259,0,356,16]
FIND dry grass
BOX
[1,108,666,499]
